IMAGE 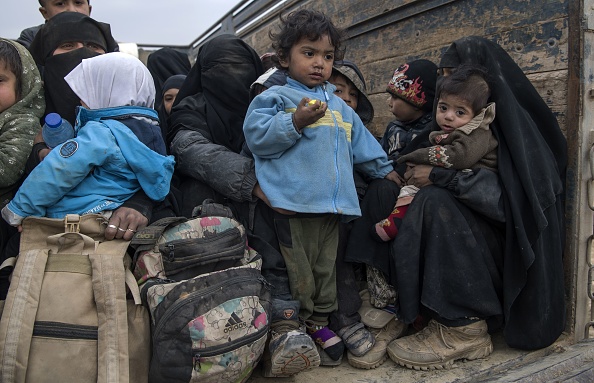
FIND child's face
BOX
[40,0,92,20]
[0,63,18,114]
[279,34,334,88]
[436,93,475,133]
[329,72,359,110]
[163,88,180,115]
[387,94,423,123]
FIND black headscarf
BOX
[440,36,566,350]
[167,34,264,153]
[157,74,186,145]
[28,12,119,125]
[147,47,191,107]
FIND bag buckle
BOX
[64,214,81,233]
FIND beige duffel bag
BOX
[0,214,150,383]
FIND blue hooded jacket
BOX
[243,78,393,220]
[5,106,175,222]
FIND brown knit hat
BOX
[386,59,437,112]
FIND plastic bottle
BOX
[42,113,74,149]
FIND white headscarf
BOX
[64,52,156,109]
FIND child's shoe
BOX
[306,321,345,361]
[316,344,343,366]
[336,321,375,357]
[371,185,419,242]
[372,205,408,241]
[262,319,320,377]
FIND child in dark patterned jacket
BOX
[374,64,498,241]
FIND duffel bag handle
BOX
[46,232,97,255]
[191,198,234,218]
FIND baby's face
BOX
[436,94,474,133]
[0,63,17,114]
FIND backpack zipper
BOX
[161,229,244,264]
[322,84,340,214]
[192,327,268,371]
[152,274,268,339]
[33,321,98,340]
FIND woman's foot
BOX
[386,319,493,370]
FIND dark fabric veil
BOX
[167,34,264,153]
[29,12,118,125]
[147,47,191,107]
[440,36,566,350]
[157,74,186,145]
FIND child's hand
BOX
[292,97,327,133]
[384,170,404,187]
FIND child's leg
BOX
[275,216,317,320]
[304,215,345,361]
[277,214,344,360]
[372,185,419,242]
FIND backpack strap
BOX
[0,246,49,382]
[88,236,132,383]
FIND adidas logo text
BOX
[224,312,248,333]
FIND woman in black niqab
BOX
[389,36,565,358]
[438,36,566,350]
[29,12,119,126]
[168,34,263,153]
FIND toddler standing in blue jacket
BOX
[243,10,399,364]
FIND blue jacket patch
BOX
[59,140,78,158]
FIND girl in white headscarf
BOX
[2,52,175,227]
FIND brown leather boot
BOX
[386,319,493,370]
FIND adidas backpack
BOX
[130,201,271,383]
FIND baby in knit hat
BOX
[373,64,498,241]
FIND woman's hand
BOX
[404,163,434,188]
[384,170,404,187]
[33,129,51,161]
[252,183,296,215]
[38,148,51,161]
[104,207,149,241]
